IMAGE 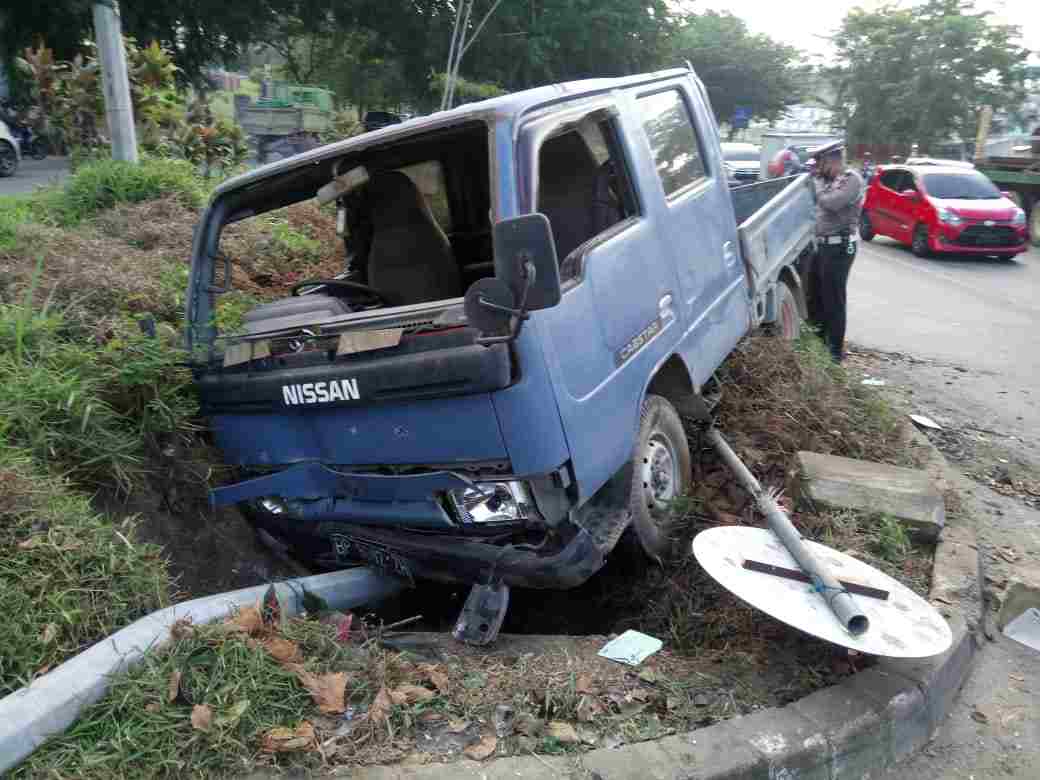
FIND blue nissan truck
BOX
[185,67,816,633]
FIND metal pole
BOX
[705,427,869,636]
[92,1,138,162]
[460,0,507,58]
[441,0,465,110]
[446,0,474,110]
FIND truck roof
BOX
[212,68,691,200]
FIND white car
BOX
[0,119,20,178]
[721,142,761,184]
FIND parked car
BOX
[186,68,815,630]
[721,142,761,184]
[361,110,403,132]
[903,157,975,169]
[0,119,21,178]
[860,165,1029,259]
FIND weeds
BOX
[875,513,911,563]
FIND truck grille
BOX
[955,225,1019,247]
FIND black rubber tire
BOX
[860,211,875,242]
[0,141,17,178]
[773,279,802,341]
[911,224,931,257]
[628,395,692,563]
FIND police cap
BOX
[810,139,846,159]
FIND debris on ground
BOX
[597,630,663,666]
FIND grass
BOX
[0,449,171,698]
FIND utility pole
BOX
[93,1,138,162]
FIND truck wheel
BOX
[911,224,931,258]
[860,211,875,242]
[628,395,692,563]
[773,279,802,341]
[0,141,17,178]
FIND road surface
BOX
[847,236,1040,780]
[0,155,71,196]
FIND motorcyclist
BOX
[768,144,803,178]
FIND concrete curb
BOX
[0,568,403,775]
[339,426,981,780]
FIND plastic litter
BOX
[597,630,662,666]
[909,413,942,430]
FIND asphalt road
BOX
[0,155,71,196]
[850,237,1040,779]
[848,236,1040,465]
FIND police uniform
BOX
[807,140,863,363]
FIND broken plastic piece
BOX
[1003,607,1040,653]
[597,630,662,666]
[909,413,942,430]
[452,582,510,646]
[861,378,886,386]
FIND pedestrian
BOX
[806,139,863,363]
[860,152,875,182]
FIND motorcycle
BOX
[14,126,49,161]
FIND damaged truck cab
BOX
[186,67,816,599]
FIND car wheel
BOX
[0,142,18,178]
[860,211,875,242]
[628,395,692,563]
[911,224,931,257]
[770,278,802,341]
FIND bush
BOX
[54,157,206,225]
[0,196,33,252]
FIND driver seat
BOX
[365,171,461,306]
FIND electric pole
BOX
[93,1,138,162]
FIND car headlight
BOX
[937,207,962,225]
[448,481,533,525]
[1011,209,1026,225]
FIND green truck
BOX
[234,83,334,164]
[976,133,1040,248]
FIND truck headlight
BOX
[1011,209,1026,225]
[937,208,962,225]
[448,481,532,525]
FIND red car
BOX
[860,165,1029,259]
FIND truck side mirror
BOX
[492,213,562,312]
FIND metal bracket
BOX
[453,582,510,646]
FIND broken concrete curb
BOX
[334,428,980,780]
[0,568,404,775]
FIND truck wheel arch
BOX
[778,267,807,320]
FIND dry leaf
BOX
[368,686,394,725]
[171,618,194,640]
[261,721,315,753]
[389,684,435,706]
[262,636,302,664]
[447,718,470,733]
[167,670,182,704]
[226,604,264,636]
[418,663,451,693]
[463,735,497,761]
[546,721,580,744]
[575,674,595,695]
[145,702,161,713]
[296,669,347,714]
[970,707,990,724]
[17,537,43,550]
[40,623,58,644]
[576,695,605,722]
[191,704,213,732]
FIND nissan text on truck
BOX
[186,67,817,636]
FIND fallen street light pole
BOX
[92,0,138,162]
[704,427,870,637]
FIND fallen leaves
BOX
[575,674,595,695]
[261,721,316,753]
[167,670,182,704]
[261,636,302,664]
[546,721,580,744]
[226,605,264,636]
[295,669,347,714]
[418,663,451,694]
[576,695,606,722]
[368,687,394,725]
[389,684,435,706]
[190,704,213,732]
[463,734,497,761]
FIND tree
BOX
[670,11,808,132]
[829,0,1031,149]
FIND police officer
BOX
[807,139,863,363]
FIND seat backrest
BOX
[538,132,604,262]
[366,171,461,305]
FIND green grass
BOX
[0,449,171,698]
[0,195,34,251]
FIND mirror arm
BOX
[475,260,537,346]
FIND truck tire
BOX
[628,395,692,563]
[0,141,18,178]
[773,279,802,341]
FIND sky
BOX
[692,0,1040,63]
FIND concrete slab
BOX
[793,451,946,540]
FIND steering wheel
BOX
[290,279,390,306]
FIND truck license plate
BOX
[331,534,413,581]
